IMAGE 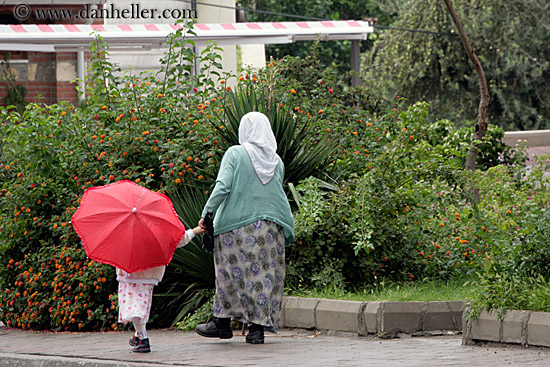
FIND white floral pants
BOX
[118,282,154,324]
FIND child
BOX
[117,225,206,353]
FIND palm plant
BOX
[154,81,340,326]
[215,83,340,187]
[152,183,215,326]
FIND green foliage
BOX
[291,277,478,302]
[1,16,549,331]
[468,165,550,316]
[364,0,550,130]
[470,274,550,317]
[215,80,340,187]
[447,124,528,170]
[154,184,215,327]
[0,20,227,331]
[288,99,537,290]
[175,297,213,332]
[1,247,119,331]
[238,0,401,77]
[0,25,358,331]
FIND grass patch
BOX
[287,277,479,302]
[469,274,550,317]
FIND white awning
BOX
[0,21,373,51]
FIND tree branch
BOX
[443,0,490,200]
[443,0,490,167]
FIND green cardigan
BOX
[201,145,295,244]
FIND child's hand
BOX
[192,225,207,235]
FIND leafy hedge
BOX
[288,99,536,289]
[0,21,226,331]
[1,22,545,332]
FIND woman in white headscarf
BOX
[195,112,294,344]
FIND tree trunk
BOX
[443,0,490,200]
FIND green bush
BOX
[289,102,463,286]
[1,246,117,331]
[214,81,339,188]
[1,25,358,330]
[1,21,547,331]
[288,99,540,290]
[468,160,550,316]
[0,21,228,331]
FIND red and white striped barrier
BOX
[0,21,373,50]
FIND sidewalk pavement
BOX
[2,327,550,367]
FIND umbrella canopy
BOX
[71,180,185,273]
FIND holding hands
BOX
[192,224,207,235]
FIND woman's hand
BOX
[198,217,206,229]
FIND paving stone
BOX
[423,301,464,331]
[448,300,466,330]
[502,310,530,345]
[280,296,288,327]
[361,301,381,335]
[2,328,550,367]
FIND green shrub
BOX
[0,21,228,331]
[214,81,339,188]
[288,100,541,290]
[289,102,465,286]
[1,246,118,331]
[1,22,547,331]
[175,295,213,332]
[468,161,550,316]
[470,273,550,317]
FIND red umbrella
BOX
[71,180,185,273]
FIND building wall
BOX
[196,0,237,80]
[0,51,80,106]
[0,0,238,107]
[0,2,104,106]
[105,0,237,82]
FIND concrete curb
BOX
[462,307,550,348]
[282,296,466,335]
[283,297,550,347]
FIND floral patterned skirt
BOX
[213,220,285,331]
[118,282,154,324]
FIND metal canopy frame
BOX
[0,20,373,86]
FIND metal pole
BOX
[351,39,360,88]
[77,51,85,102]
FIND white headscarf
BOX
[238,112,278,185]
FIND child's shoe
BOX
[133,338,151,353]
[129,336,139,347]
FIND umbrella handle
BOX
[202,209,214,252]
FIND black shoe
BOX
[246,324,264,344]
[133,338,151,353]
[195,319,233,339]
[129,336,139,347]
